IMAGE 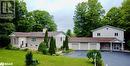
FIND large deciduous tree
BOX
[27,10,57,31]
[74,0,105,37]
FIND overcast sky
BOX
[25,0,123,32]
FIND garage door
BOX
[80,43,88,50]
[90,43,97,50]
[71,43,79,50]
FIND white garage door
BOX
[71,43,79,50]
[90,43,97,50]
[80,43,88,50]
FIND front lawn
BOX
[0,49,93,66]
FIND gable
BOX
[91,25,125,32]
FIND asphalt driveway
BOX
[64,50,130,66]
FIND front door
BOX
[113,44,121,51]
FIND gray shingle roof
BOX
[69,37,122,43]
[9,31,64,37]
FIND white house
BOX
[69,25,125,51]
[9,29,65,50]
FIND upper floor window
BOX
[115,33,118,36]
[97,33,100,36]
[32,37,36,41]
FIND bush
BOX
[127,40,130,47]
[5,44,20,50]
[25,52,33,65]
[5,44,13,49]
[38,42,48,55]
[49,37,56,55]
[25,52,39,66]
[87,50,102,64]
[0,35,10,48]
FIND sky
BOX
[25,0,123,32]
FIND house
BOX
[69,25,125,51]
[9,29,65,50]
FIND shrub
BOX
[25,52,39,66]
[0,35,10,48]
[49,37,56,55]
[127,40,130,47]
[5,44,13,49]
[63,36,69,51]
[87,50,102,64]
[25,52,33,65]
[38,42,48,55]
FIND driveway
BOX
[64,50,130,66]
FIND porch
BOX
[100,42,124,51]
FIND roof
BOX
[91,25,126,32]
[9,31,64,37]
[69,37,122,43]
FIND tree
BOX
[13,0,29,32]
[44,30,49,47]
[120,0,130,45]
[63,36,69,50]
[102,7,123,27]
[66,29,72,37]
[27,10,57,31]
[87,50,102,65]
[74,0,105,37]
[49,37,56,55]
[32,24,43,32]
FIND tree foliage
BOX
[74,0,105,37]
[27,10,57,31]
[66,29,72,37]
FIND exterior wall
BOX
[93,27,124,41]
[18,37,27,48]
[11,37,19,47]
[10,33,65,50]
[26,37,43,50]
[54,33,65,48]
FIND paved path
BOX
[64,51,130,66]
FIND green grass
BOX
[0,49,93,66]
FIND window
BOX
[97,33,100,36]
[60,37,62,41]
[32,37,36,41]
[25,43,28,47]
[115,33,118,36]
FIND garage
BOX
[80,43,88,50]
[71,43,79,50]
[89,43,97,50]
[69,37,100,50]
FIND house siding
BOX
[10,33,65,50]
[93,27,124,41]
